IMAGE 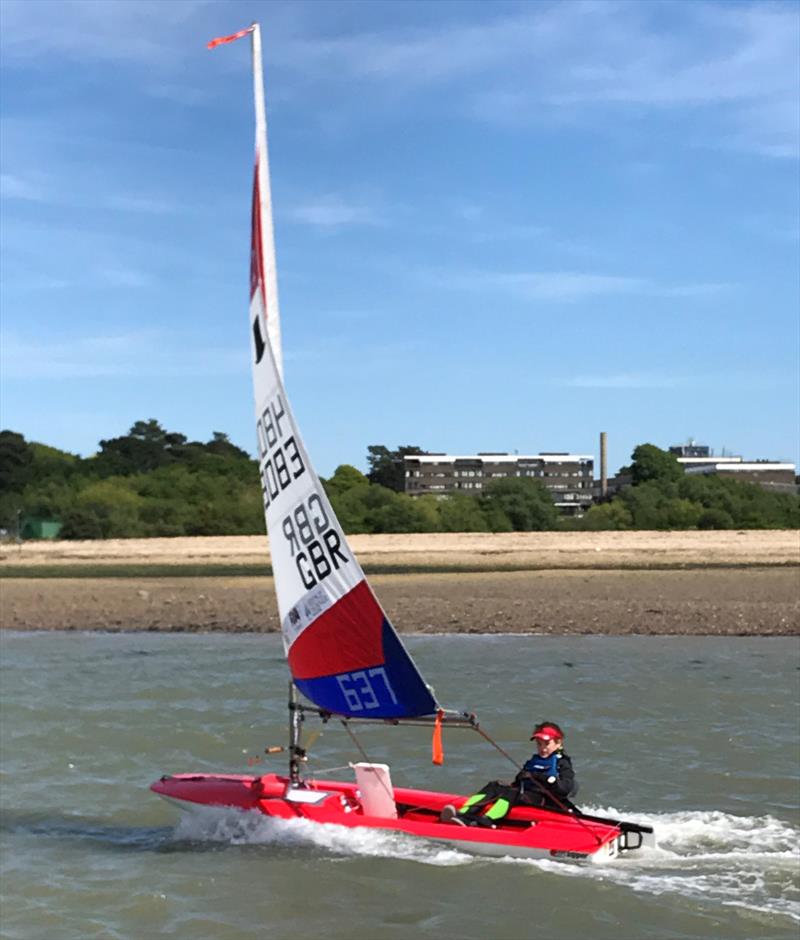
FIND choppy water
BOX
[1,631,798,940]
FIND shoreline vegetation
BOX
[1,532,798,635]
[2,431,798,542]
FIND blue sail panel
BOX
[287,581,436,718]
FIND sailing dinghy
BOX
[151,24,654,863]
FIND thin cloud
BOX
[494,271,649,301]
[562,369,796,391]
[286,195,383,230]
[102,194,180,215]
[3,2,795,159]
[142,82,211,107]
[563,373,685,389]
[0,163,180,215]
[279,2,799,159]
[427,269,731,302]
[0,0,214,67]
[661,283,733,298]
[94,266,153,289]
[468,222,551,244]
[1,329,246,379]
[0,173,46,201]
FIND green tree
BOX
[437,494,491,532]
[325,464,370,495]
[328,486,372,534]
[581,500,633,530]
[0,430,34,493]
[630,444,683,485]
[28,442,80,486]
[59,507,104,539]
[479,477,559,531]
[323,465,373,533]
[93,419,196,476]
[620,481,669,529]
[663,497,702,529]
[366,489,440,533]
[697,507,734,529]
[204,432,251,461]
[73,479,144,538]
[366,444,425,492]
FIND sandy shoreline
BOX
[2,530,799,571]
[1,532,797,635]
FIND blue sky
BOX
[1,0,798,476]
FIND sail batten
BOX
[239,24,436,719]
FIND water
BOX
[1,632,798,940]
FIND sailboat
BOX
[151,24,654,862]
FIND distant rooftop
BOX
[406,453,594,463]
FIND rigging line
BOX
[341,719,371,763]
[473,726,523,771]
[340,720,397,807]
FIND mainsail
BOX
[214,24,437,719]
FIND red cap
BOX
[531,723,563,742]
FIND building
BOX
[669,443,796,493]
[404,452,594,515]
[684,461,797,494]
[670,442,745,468]
[19,517,62,540]
[669,442,714,459]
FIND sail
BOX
[249,24,282,377]
[244,25,436,719]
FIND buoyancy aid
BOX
[522,751,560,777]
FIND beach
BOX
[1,532,797,635]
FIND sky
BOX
[1,0,798,477]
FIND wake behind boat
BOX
[151,22,654,863]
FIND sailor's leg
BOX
[459,792,488,813]
[484,798,511,821]
[458,781,501,816]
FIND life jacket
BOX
[522,751,561,777]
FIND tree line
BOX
[0,424,796,539]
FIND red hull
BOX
[151,772,652,861]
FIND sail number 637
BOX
[336,668,398,711]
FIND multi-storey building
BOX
[683,461,797,494]
[669,443,796,493]
[669,442,715,459]
[403,453,594,515]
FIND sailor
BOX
[441,721,578,828]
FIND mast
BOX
[288,681,303,787]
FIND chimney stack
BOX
[600,431,608,498]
